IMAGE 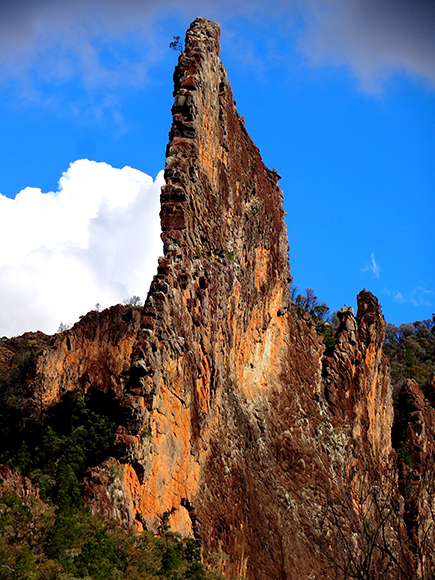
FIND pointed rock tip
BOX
[357,288,382,312]
[189,16,220,33]
[184,17,221,57]
[356,288,386,344]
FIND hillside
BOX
[0,17,434,580]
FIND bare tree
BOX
[315,463,416,579]
[290,282,299,304]
[123,295,141,307]
[399,458,435,579]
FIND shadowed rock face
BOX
[395,380,435,556]
[13,17,419,580]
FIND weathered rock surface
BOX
[22,304,142,421]
[0,464,40,501]
[5,16,434,580]
[0,331,50,369]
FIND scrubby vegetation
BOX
[0,491,223,579]
[384,317,435,395]
[290,285,337,350]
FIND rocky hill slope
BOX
[1,17,434,580]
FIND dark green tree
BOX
[170,36,184,54]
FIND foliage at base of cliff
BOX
[0,388,230,580]
[0,491,228,580]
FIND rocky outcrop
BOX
[323,292,393,473]
[0,331,50,369]
[115,18,293,548]
[22,304,142,421]
[0,464,40,501]
[14,17,412,580]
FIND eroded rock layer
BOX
[17,17,427,579]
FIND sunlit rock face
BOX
[18,17,409,580]
[118,17,294,561]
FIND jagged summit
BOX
[2,17,433,580]
[162,18,287,264]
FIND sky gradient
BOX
[0,0,434,336]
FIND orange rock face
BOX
[15,17,431,580]
[115,18,293,544]
[22,305,142,420]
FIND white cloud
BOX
[0,159,163,337]
[363,252,380,277]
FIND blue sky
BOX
[0,0,434,336]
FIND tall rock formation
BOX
[119,17,294,548]
[13,17,429,579]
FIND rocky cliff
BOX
[3,17,434,580]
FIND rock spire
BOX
[19,18,403,579]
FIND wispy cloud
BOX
[363,252,380,277]
[298,0,435,92]
[394,291,405,304]
[384,286,434,308]
[410,287,434,307]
